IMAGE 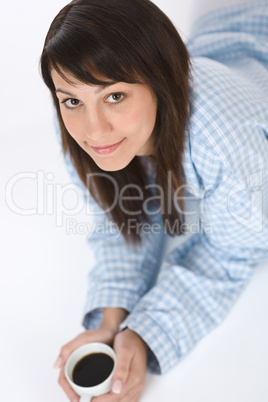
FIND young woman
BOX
[41,0,268,401]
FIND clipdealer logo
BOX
[5,169,265,235]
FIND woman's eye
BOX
[107,93,125,103]
[61,98,82,109]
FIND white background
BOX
[1,0,268,401]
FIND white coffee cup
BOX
[65,342,116,402]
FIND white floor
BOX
[1,1,268,401]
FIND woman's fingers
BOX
[91,376,144,402]
[91,388,141,402]
[54,328,116,368]
[112,329,147,400]
[54,328,118,401]
[54,328,146,402]
[91,344,133,402]
[120,389,143,402]
[111,338,133,394]
[56,332,91,366]
[58,365,79,402]
[92,328,147,402]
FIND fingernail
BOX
[112,379,122,394]
[53,356,63,368]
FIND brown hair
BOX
[40,0,190,243]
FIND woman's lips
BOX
[91,138,125,155]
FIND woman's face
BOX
[51,69,157,171]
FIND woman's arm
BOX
[100,307,129,332]
[119,230,265,374]
[117,123,268,374]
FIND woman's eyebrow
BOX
[55,82,118,97]
[55,89,77,97]
[94,82,118,94]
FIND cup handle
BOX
[80,395,92,402]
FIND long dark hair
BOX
[40,0,190,243]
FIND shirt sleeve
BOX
[118,123,268,374]
[82,204,165,330]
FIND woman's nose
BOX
[85,110,111,141]
[86,132,109,141]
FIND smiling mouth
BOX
[90,138,125,155]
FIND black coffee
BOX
[72,352,114,387]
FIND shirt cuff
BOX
[82,287,142,330]
[119,311,180,375]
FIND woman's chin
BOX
[94,157,133,172]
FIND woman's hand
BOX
[54,308,128,401]
[92,328,148,402]
[54,326,118,402]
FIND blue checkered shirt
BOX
[59,1,268,374]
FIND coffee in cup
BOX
[65,342,116,402]
[72,352,114,387]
